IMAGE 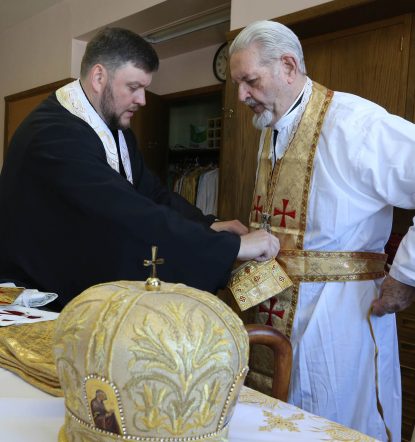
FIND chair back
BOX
[245,323,292,401]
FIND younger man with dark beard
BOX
[0,27,279,309]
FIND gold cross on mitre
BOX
[143,246,164,291]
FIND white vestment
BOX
[257,78,415,441]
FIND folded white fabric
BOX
[0,283,58,307]
[0,283,59,326]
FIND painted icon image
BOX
[86,378,122,435]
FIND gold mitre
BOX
[53,280,249,442]
[227,258,293,311]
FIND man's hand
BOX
[237,229,280,262]
[371,274,415,316]
[211,220,249,235]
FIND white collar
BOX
[265,77,313,162]
[274,77,312,133]
[56,79,133,184]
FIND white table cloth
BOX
[0,367,378,442]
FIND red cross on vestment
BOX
[252,195,263,222]
[273,198,296,228]
[258,298,285,326]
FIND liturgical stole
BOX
[249,82,386,337]
[56,80,133,184]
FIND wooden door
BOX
[4,79,73,158]
[218,70,261,224]
[130,90,169,183]
[303,14,411,116]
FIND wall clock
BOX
[213,42,228,82]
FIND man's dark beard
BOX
[101,83,124,130]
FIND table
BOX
[0,367,378,441]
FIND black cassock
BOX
[0,94,239,309]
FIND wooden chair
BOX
[245,323,292,401]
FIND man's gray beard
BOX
[252,109,273,129]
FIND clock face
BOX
[213,43,228,82]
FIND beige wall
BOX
[150,44,221,96]
[0,0,332,166]
[230,0,332,29]
[0,0,163,166]
[150,0,334,96]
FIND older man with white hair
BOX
[229,19,415,441]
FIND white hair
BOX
[229,20,306,74]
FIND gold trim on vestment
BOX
[247,82,335,338]
[228,258,293,311]
[250,83,334,251]
[367,312,392,442]
[277,250,387,282]
[272,251,386,341]
[243,83,390,432]
[247,83,386,337]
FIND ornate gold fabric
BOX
[227,258,293,311]
[246,83,386,338]
[250,82,333,250]
[54,280,249,442]
[367,312,392,441]
[247,82,334,338]
[180,169,200,205]
[0,320,61,396]
[278,250,387,282]
[238,387,377,441]
[56,80,133,183]
[243,82,387,397]
[0,287,24,304]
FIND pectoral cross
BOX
[260,213,272,233]
[143,246,164,291]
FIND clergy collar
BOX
[274,77,312,133]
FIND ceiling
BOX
[0,0,230,60]
[78,0,231,59]
[0,0,64,32]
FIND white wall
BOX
[71,39,87,79]
[68,0,164,38]
[230,0,332,29]
[144,0,334,95]
[150,44,220,96]
[0,0,333,166]
[0,0,164,166]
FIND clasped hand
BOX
[371,274,415,316]
[211,220,279,262]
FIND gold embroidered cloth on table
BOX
[0,320,61,396]
[233,387,379,441]
[0,367,382,441]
